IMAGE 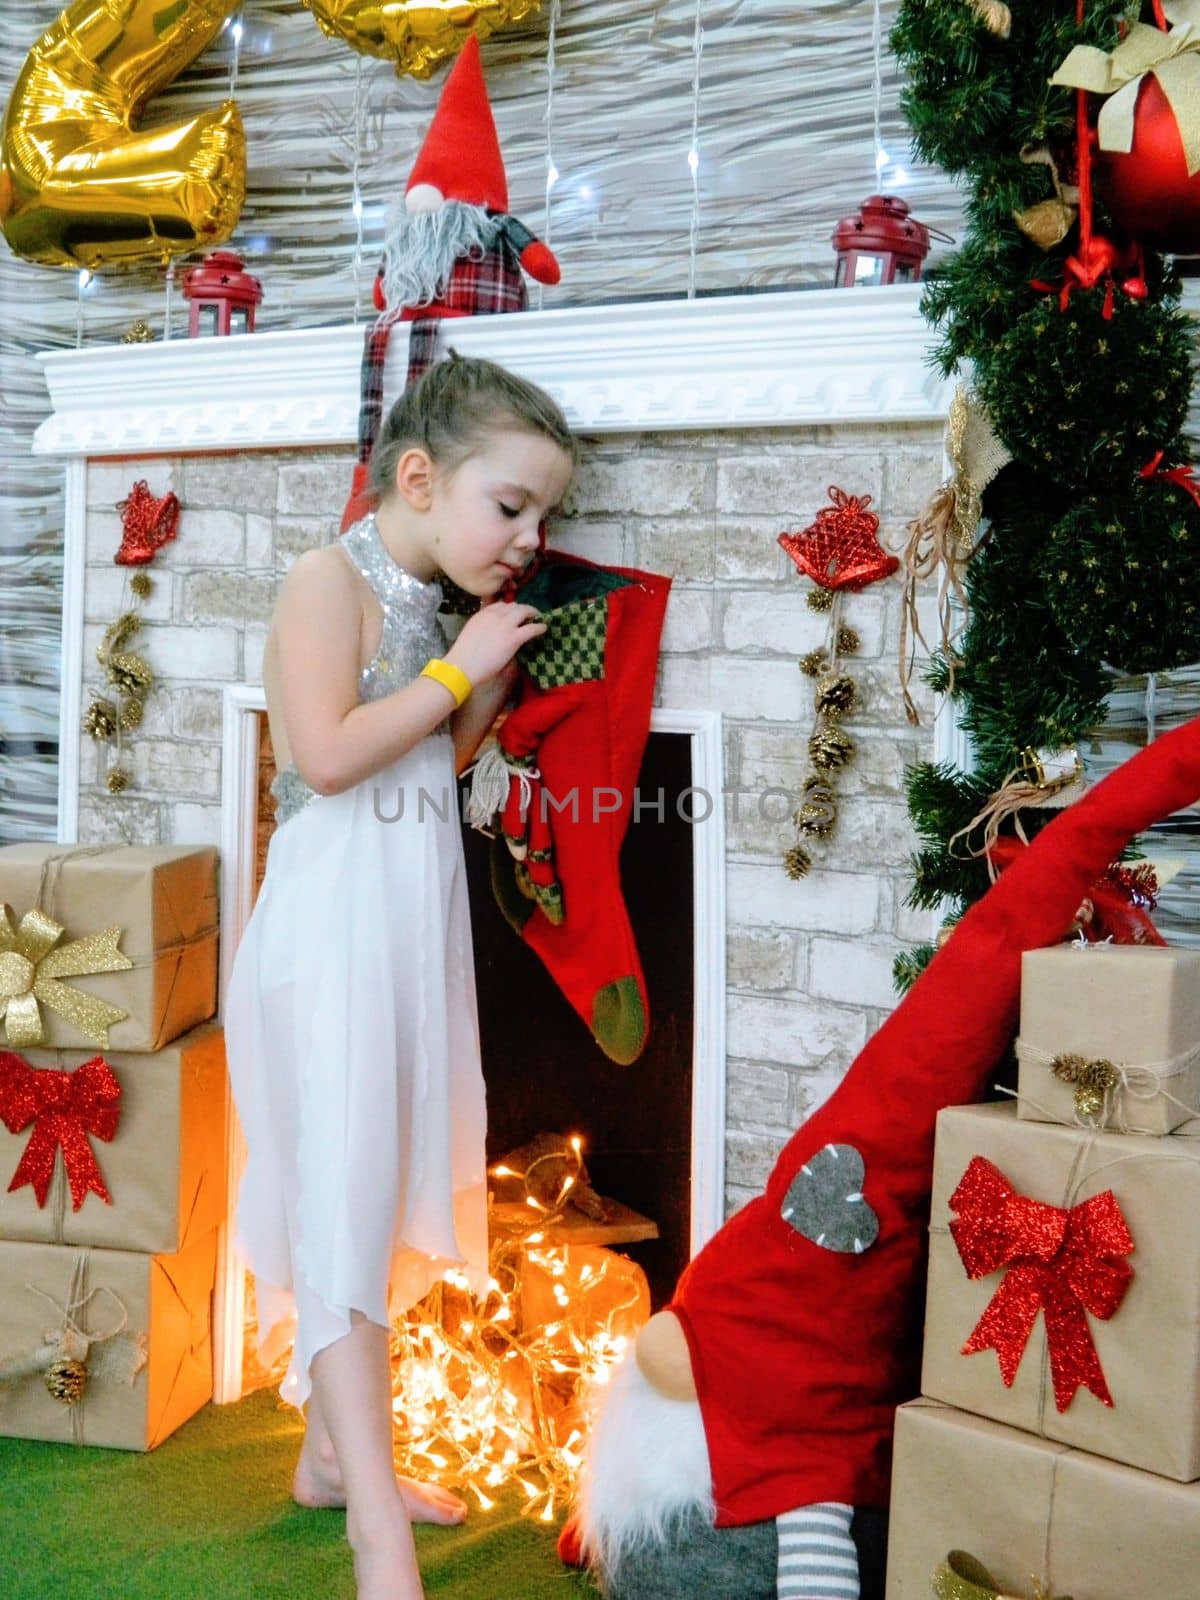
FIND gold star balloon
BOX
[303,0,542,78]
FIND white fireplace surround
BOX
[38,283,962,1403]
[35,284,950,458]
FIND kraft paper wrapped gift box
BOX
[886,1399,1200,1600]
[922,1102,1200,1481]
[0,1230,218,1450]
[0,1021,227,1253]
[1016,945,1200,1135]
[0,843,219,1054]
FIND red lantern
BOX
[1094,74,1200,255]
[182,249,263,337]
[832,194,930,287]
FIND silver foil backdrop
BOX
[0,1,961,842]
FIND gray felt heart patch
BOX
[780,1143,879,1254]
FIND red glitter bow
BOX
[114,480,181,566]
[0,1051,121,1209]
[949,1155,1135,1412]
[778,487,899,591]
[1139,451,1200,511]
[989,836,1164,946]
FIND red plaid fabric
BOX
[356,227,528,466]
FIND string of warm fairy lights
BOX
[247,1133,643,1515]
[386,1132,642,1519]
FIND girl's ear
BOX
[394,446,435,510]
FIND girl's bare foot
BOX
[295,1443,465,1527]
[397,1475,467,1526]
[293,1434,346,1508]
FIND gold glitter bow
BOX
[933,1549,1071,1600]
[1051,4,1200,176]
[0,904,133,1049]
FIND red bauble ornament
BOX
[778,486,899,591]
[1095,73,1200,254]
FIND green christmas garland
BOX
[891,0,1200,986]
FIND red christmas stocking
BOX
[477,554,671,1065]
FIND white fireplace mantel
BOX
[34,284,952,457]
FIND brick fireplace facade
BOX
[74,415,941,1215]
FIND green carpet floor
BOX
[0,1387,598,1599]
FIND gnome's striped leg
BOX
[776,1502,859,1599]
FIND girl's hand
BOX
[446,602,546,686]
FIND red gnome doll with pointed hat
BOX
[560,717,1200,1599]
[342,34,560,530]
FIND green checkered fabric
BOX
[521,596,611,689]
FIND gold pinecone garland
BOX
[106,766,132,794]
[783,844,813,880]
[45,1357,87,1404]
[799,649,827,678]
[836,625,859,656]
[809,723,854,771]
[118,696,144,732]
[83,699,119,740]
[108,651,152,696]
[814,673,858,719]
[129,571,153,599]
[806,587,835,613]
[794,775,838,839]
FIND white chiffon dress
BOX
[223,513,489,1411]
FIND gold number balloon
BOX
[303,0,542,79]
[1,0,246,270]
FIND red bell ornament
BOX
[182,249,263,336]
[832,194,930,287]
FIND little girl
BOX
[223,354,578,1600]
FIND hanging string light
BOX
[872,0,888,185]
[537,0,562,312]
[686,0,704,299]
[75,269,90,349]
[351,56,367,322]
[228,9,244,100]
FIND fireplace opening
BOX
[461,729,696,1310]
[237,710,709,1440]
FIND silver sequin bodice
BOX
[269,513,448,827]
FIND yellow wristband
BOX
[420,657,473,709]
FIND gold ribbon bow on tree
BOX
[1051,3,1200,176]
[933,1549,1071,1600]
[0,904,132,1049]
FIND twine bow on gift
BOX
[0,1051,121,1209]
[0,903,132,1049]
[1051,4,1200,177]
[933,1549,1071,1600]
[949,1156,1135,1412]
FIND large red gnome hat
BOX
[669,716,1200,1526]
[406,34,509,211]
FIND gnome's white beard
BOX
[380,199,505,310]
[577,1348,714,1580]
